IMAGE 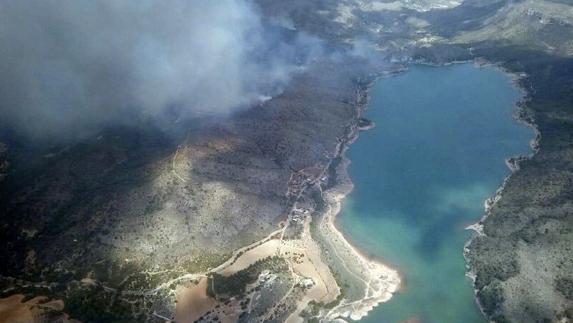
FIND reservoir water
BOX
[339,64,533,323]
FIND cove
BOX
[338,64,533,323]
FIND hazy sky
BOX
[0,0,320,141]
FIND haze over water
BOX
[339,64,533,323]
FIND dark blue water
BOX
[339,64,532,323]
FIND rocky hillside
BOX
[1,0,572,322]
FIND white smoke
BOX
[0,0,321,140]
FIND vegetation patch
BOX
[181,253,231,273]
[207,256,288,298]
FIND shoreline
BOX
[411,56,541,317]
[460,60,540,316]
[320,160,402,321]
[316,67,404,321]
[324,59,540,322]
[332,197,403,282]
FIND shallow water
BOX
[338,64,533,323]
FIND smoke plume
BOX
[0,0,320,141]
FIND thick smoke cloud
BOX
[0,0,320,141]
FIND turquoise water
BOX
[339,64,533,323]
